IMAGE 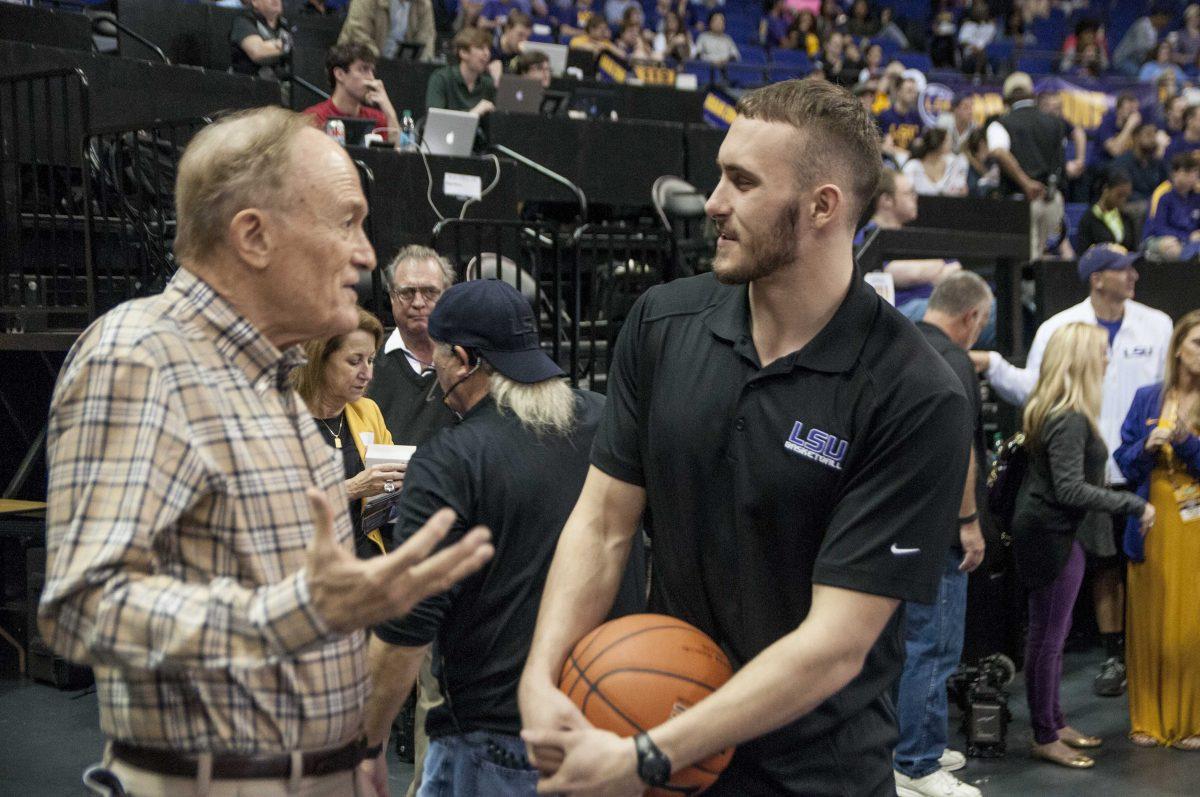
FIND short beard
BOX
[713,200,800,285]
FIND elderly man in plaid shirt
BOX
[38,106,493,797]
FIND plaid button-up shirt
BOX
[39,268,369,753]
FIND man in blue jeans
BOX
[896,272,992,797]
[357,280,643,796]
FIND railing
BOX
[82,118,209,316]
[0,68,91,331]
[431,219,674,392]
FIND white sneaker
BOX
[895,768,982,797]
[938,748,966,772]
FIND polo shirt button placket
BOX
[735,417,746,431]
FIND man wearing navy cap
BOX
[358,279,644,796]
[974,243,1173,696]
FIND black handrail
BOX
[488,143,588,221]
[102,16,171,65]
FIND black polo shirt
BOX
[591,270,969,796]
[375,391,645,739]
[916,321,988,540]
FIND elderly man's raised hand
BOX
[304,488,493,634]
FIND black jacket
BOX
[1012,411,1145,590]
[1076,205,1139,253]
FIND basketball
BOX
[558,613,735,795]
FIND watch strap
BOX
[634,732,671,787]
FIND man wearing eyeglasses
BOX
[366,245,458,793]
[368,245,459,448]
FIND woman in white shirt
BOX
[901,128,969,196]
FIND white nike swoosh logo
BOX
[890,544,921,556]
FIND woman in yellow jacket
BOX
[294,307,403,558]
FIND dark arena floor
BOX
[0,650,1192,797]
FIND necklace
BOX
[317,413,345,449]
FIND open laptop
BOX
[421,108,479,157]
[521,41,568,77]
[495,76,546,115]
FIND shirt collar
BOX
[168,268,305,392]
[701,265,879,374]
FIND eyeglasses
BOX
[392,286,443,303]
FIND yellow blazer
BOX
[344,397,394,554]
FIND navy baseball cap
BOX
[428,279,565,384]
[1077,244,1140,284]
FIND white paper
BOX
[443,172,482,200]
[364,443,417,468]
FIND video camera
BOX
[947,653,1016,758]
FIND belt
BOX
[110,738,369,780]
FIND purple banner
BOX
[917,76,1161,133]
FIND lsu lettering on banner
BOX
[703,88,737,130]
[634,64,677,87]
[596,52,629,84]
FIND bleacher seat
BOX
[740,44,768,66]
[986,40,1014,72]
[1016,50,1058,75]
[1029,9,1068,50]
[770,48,810,71]
[682,60,714,87]
[869,37,902,57]
[723,63,768,88]
[895,52,932,72]
[767,64,804,83]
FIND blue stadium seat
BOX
[723,63,768,88]
[770,48,810,71]
[528,32,557,44]
[1029,9,1068,51]
[767,64,805,83]
[740,44,768,66]
[895,52,932,71]
[1016,50,1058,75]
[869,36,902,57]
[682,60,715,87]
[985,40,1014,72]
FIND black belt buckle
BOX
[485,739,532,770]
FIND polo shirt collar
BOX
[702,265,878,374]
[169,267,304,392]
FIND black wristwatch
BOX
[634,732,671,787]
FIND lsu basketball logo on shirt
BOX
[784,421,847,471]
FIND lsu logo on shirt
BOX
[785,421,848,471]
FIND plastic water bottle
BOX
[399,110,416,152]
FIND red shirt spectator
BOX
[304,98,391,141]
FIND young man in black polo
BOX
[518,77,971,796]
[359,280,643,796]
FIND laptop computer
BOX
[495,76,547,115]
[521,41,568,77]
[421,108,479,157]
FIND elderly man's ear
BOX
[228,207,276,272]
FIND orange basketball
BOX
[558,613,735,796]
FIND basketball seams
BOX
[577,624,728,682]
[571,614,694,667]
[589,666,725,696]
[574,654,647,736]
